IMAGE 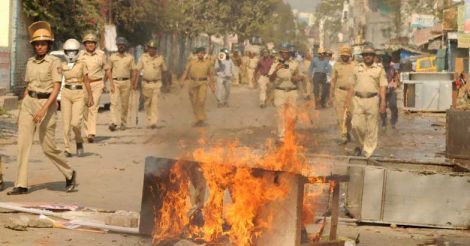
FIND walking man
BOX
[329,45,355,144]
[134,40,167,129]
[108,37,135,131]
[346,47,387,158]
[8,21,76,195]
[269,43,302,143]
[180,47,215,127]
[247,51,259,88]
[380,54,399,129]
[231,50,242,86]
[61,38,94,157]
[255,49,274,108]
[214,48,234,108]
[79,32,111,143]
[309,48,331,108]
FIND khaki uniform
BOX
[332,61,355,141]
[240,55,249,85]
[16,55,73,188]
[231,54,242,86]
[351,63,387,157]
[268,59,300,141]
[299,59,313,99]
[109,52,135,127]
[61,61,87,152]
[79,49,109,136]
[247,57,259,88]
[136,53,167,127]
[183,59,213,122]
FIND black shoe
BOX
[0,182,4,192]
[108,124,117,132]
[353,147,362,156]
[192,121,206,127]
[65,170,77,192]
[76,143,84,157]
[64,151,72,158]
[7,187,28,195]
[87,135,95,143]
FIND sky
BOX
[285,0,320,12]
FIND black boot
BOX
[66,170,77,192]
[76,143,84,157]
[7,187,28,195]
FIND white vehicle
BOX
[49,50,110,110]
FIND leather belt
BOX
[28,91,51,99]
[276,87,298,92]
[143,79,161,83]
[89,78,103,82]
[64,84,83,90]
[355,92,378,98]
[190,77,208,81]
[113,77,130,81]
[337,86,350,91]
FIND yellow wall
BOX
[0,0,10,47]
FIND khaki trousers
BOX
[188,80,208,122]
[232,66,240,85]
[110,79,131,127]
[247,68,256,88]
[274,89,298,140]
[258,75,271,104]
[334,88,352,141]
[61,88,85,152]
[83,81,103,136]
[351,95,379,157]
[142,81,162,126]
[16,95,73,188]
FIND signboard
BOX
[465,0,470,33]
[410,14,436,29]
[458,33,470,48]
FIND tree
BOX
[23,0,103,46]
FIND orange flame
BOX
[153,103,320,245]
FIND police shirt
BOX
[24,54,62,93]
[136,53,167,82]
[353,63,388,94]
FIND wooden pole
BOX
[329,182,340,241]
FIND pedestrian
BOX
[269,43,302,143]
[179,47,215,127]
[231,50,242,86]
[299,52,313,100]
[346,47,387,158]
[79,32,111,143]
[134,40,167,129]
[255,48,274,108]
[61,38,94,157]
[240,51,249,85]
[214,48,234,108]
[329,45,355,145]
[309,47,331,108]
[380,54,399,129]
[247,51,259,89]
[108,37,136,131]
[7,21,76,195]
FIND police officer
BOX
[268,43,302,143]
[247,50,259,89]
[134,40,167,129]
[108,37,135,131]
[61,38,94,157]
[214,48,234,107]
[8,21,76,195]
[329,45,355,144]
[80,32,111,143]
[346,47,387,157]
[180,47,215,127]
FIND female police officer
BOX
[8,21,76,195]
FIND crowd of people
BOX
[0,20,400,195]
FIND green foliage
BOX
[22,0,103,45]
[314,0,343,44]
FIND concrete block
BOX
[0,87,7,96]
[105,210,139,228]
[0,95,18,111]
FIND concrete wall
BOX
[0,0,11,91]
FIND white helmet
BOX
[63,38,81,63]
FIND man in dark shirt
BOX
[255,49,274,108]
[381,55,399,129]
